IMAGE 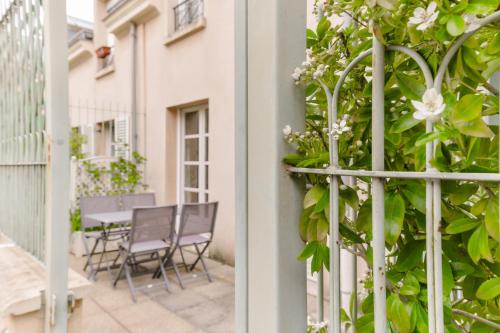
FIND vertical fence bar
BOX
[235,0,248,329]
[43,0,70,331]
[347,176,357,332]
[371,35,386,333]
[327,84,341,333]
[317,268,324,321]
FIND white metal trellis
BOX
[287,11,500,333]
[0,0,70,331]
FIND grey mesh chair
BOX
[113,205,179,302]
[176,202,218,284]
[121,193,156,210]
[80,195,122,279]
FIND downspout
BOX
[130,22,138,153]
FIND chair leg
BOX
[83,236,100,280]
[156,252,170,292]
[193,243,212,282]
[113,250,127,287]
[189,242,210,271]
[170,257,185,289]
[179,247,189,272]
[123,257,137,302]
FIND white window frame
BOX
[177,104,209,204]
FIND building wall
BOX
[68,0,236,264]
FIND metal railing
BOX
[68,28,93,48]
[0,0,46,260]
[106,0,131,15]
[173,0,203,32]
[288,11,500,333]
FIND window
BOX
[173,0,204,32]
[179,105,209,204]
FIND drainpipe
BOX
[130,22,138,153]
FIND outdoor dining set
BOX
[80,192,218,302]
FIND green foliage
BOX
[70,152,148,231]
[288,0,500,331]
[70,128,87,160]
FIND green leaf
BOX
[453,95,483,122]
[304,185,327,208]
[468,225,493,263]
[454,118,495,138]
[448,183,479,205]
[442,256,454,296]
[485,198,500,242]
[400,272,420,296]
[356,199,372,233]
[297,241,317,261]
[402,182,426,213]
[355,313,374,332]
[390,113,422,133]
[385,192,405,246]
[445,218,480,234]
[387,295,411,333]
[476,277,500,300]
[395,72,425,101]
[316,17,331,41]
[415,132,439,147]
[395,241,425,272]
[487,33,500,55]
[446,15,465,36]
[466,0,500,14]
[340,184,359,210]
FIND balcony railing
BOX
[173,0,204,32]
[68,29,94,48]
[106,0,131,15]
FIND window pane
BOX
[205,110,209,133]
[185,138,199,161]
[204,137,208,161]
[204,193,209,202]
[205,165,209,190]
[184,191,199,203]
[184,165,198,188]
[185,111,199,135]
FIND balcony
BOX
[102,0,159,36]
[68,29,94,68]
[173,0,204,32]
[164,0,206,46]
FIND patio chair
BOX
[174,202,219,284]
[121,192,156,210]
[113,205,179,302]
[80,195,123,279]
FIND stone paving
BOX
[70,251,235,333]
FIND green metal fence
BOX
[0,0,46,259]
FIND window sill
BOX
[163,17,206,47]
[95,64,115,80]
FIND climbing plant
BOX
[285,0,500,332]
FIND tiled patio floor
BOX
[70,251,235,333]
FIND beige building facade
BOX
[68,0,235,263]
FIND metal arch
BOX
[435,11,500,93]
[315,41,439,333]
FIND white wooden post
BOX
[43,0,70,332]
[247,0,307,331]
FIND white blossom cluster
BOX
[409,2,481,33]
[291,48,329,84]
[411,88,445,121]
[282,125,322,144]
[330,114,351,140]
[307,316,328,333]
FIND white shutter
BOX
[80,124,95,156]
[113,117,130,159]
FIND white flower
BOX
[292,67,304,81]
[282,125,292,136]
[306,48,313,58]
[313,64,329,80]
[411,88,445,121]
[326,176,331,184]
[356,140,363,147]
[340,185,347,190]
[409,2,439,31]
[463,14,481,33]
